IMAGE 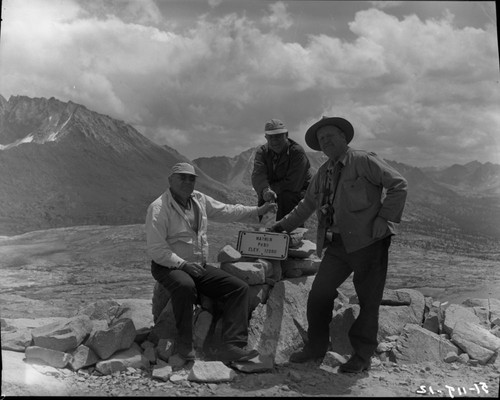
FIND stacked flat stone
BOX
[218,244,276,314]
[19,307,150,374]
[281,231,321,278]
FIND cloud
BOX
[208,0,223,8]
[343,8,499,164]
[78,0,163,25]
[368,1,404,10]
[261,2,293,30]
[1,0,498,166]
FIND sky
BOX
[0,0,498,167]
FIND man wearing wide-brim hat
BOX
[269,116,408,373]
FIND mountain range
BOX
[1,95,499,257]
[0,95,251,236]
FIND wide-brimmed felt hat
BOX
[170,162,198,176]
[305,116,354,151]
[264,119,288,135]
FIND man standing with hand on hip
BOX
[269,117,408,373]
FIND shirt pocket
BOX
[342,177,371,212]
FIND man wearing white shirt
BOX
[146,162,276,363]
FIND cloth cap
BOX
[305,116,354,151]
[265,119,288,135]
[170,162,198,176]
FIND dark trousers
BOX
[306,235,391,362]
[151,261,250,348]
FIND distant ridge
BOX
[426,161,500,195]
[194,147,257,196]
[193,143,500,249]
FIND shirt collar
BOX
[169,189,194,208]
[338,151,348,166]
[326,148,349,171]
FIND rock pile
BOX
[148,229,321,353]
[2,230,500,385]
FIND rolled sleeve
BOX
[204,194,260,222]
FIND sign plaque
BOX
[236,231,289,260]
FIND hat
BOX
[305,116,354,151]
[169,162,198,176]
[264,119,288,135]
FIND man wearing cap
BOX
[252,118,312,222]
[269,117,408,373]
[146,162,277,363]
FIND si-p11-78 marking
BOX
[416,382,489,398]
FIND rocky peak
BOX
[193,147,258,191]
[0,95,81,145]
[0,95,155,154]
[427,160,500,194]
[0,94,8,113]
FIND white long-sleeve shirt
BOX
[145,189,260,268]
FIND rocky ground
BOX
[3,348,499,397]
[1,223,500,397]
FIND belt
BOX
[325,230,342,242]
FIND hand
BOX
[258,201,278,216]
[262,188,277,202]
[372,216,388,238]
[267,223,284,233]
[181,262,205,278]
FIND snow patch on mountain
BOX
[0,126,67,150]
[0,134,34,150]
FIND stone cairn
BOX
[2,228,500,384]
[147,227,321,371]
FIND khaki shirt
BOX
[279,148,408,254]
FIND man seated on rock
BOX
[145,162,277,363]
